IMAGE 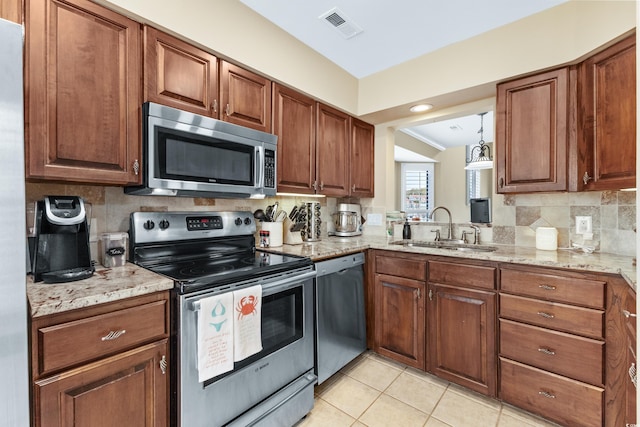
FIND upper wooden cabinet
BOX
[0,0,22,23]
[25,0,142,185]
[350,118,375,198]
[220,61,271,133]
[144,26,218,118]
[495,68,569,193]
[273,83,374,197]
[316,103,350,197]
[496,32,636,194]
[272,83,316,194]
[575,34,636,191]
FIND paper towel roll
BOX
[536,227,558,251]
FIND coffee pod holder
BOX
[283,217,304,245]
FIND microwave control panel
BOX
[264,149,275,188]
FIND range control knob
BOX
[244,217,252,225]
[159,219,170,230]
[143,220,155,230]
[235,217,243,226]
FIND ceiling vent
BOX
[319,7,363,39]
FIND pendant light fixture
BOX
[465,112,493,170]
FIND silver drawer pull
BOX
[630,363,637,389]
[537,311,555,319]
[623,309,637,318]
[160,355,167,375]
[538,347,556,356]
[101,329,126,341]
[538,284,556,291]
[538,390,556,399]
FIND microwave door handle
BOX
[255,147,263,188]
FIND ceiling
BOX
[239,0,565,160]
[239,0,568,79]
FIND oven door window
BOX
[156,126,255,186]
[205,285,303,385]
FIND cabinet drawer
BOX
[429,260,495,290]
[499,293,604,339]
[500,268,605,308]
[38,300,168,375]
[499,319,603,385]
[500,358,603,427]
[376,255,426,281]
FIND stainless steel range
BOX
[129,211,317,427]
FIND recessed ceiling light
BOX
[409,104,433,113]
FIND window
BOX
[465,145,482,203]
[401,163,434,221]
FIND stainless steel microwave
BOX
[125,102,277,199]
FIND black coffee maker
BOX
[31,196,94,283]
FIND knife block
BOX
[284,218,303,245]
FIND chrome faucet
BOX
[428,206,453,239]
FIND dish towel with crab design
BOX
[197,292,234,382]
[233,284,263,361]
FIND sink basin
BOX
[391,240,498,252]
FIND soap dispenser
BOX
[402,219,412,240]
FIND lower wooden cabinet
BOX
[428,283,496,396]
[30,292,170,427]
[374,273,426,370]
[34,340,169,427]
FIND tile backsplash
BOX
[26,183,636,257]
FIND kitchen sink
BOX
[391,240,498,252]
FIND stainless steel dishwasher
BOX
[314,252,367,384]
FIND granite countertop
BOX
[27,263,174,318]
[263,235,637,290]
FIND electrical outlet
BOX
[575,216,592,234]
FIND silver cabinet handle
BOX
[538,347,556,356]
[160,355,167,375]
[212,99,218,113]
[319,181,324,191]
[583,171,593,185]
[101,329,126,341]
[312,181,318,191]
[428,289,433,301]
[132,159,140,175]
[352,184,356,192]
[623,309,637,318]
[538,284,556,291]
[537,311,555,319]
[629,362,637,388]
[538,390,556,399]
[225,103,230,116]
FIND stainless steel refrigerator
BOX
[0,17,30,427]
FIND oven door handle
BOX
[261,270,316,296]
[189,269,316,311]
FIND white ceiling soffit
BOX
[239,0,569,78]
[394,146,437,163]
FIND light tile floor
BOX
[297,352,562,427]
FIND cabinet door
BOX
[26,0,142,185]
[220,61,271,132]
[316,103,349,197]
[272,83,315,194]
[0,0,21,23]
[495,68,568,193]
[144,26,218,117]
[374,273,425,370]
[350,118,375,197]
[34,340,169,427]
[428,283,497,396]
[577,34,636,191]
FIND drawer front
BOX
[500,268,605,308]
[376,255,426,281]
[500,358,603,427]
[499,293,604,339]
[428,260,495,290]
[38,299,168,375]
[499,319,603,385]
